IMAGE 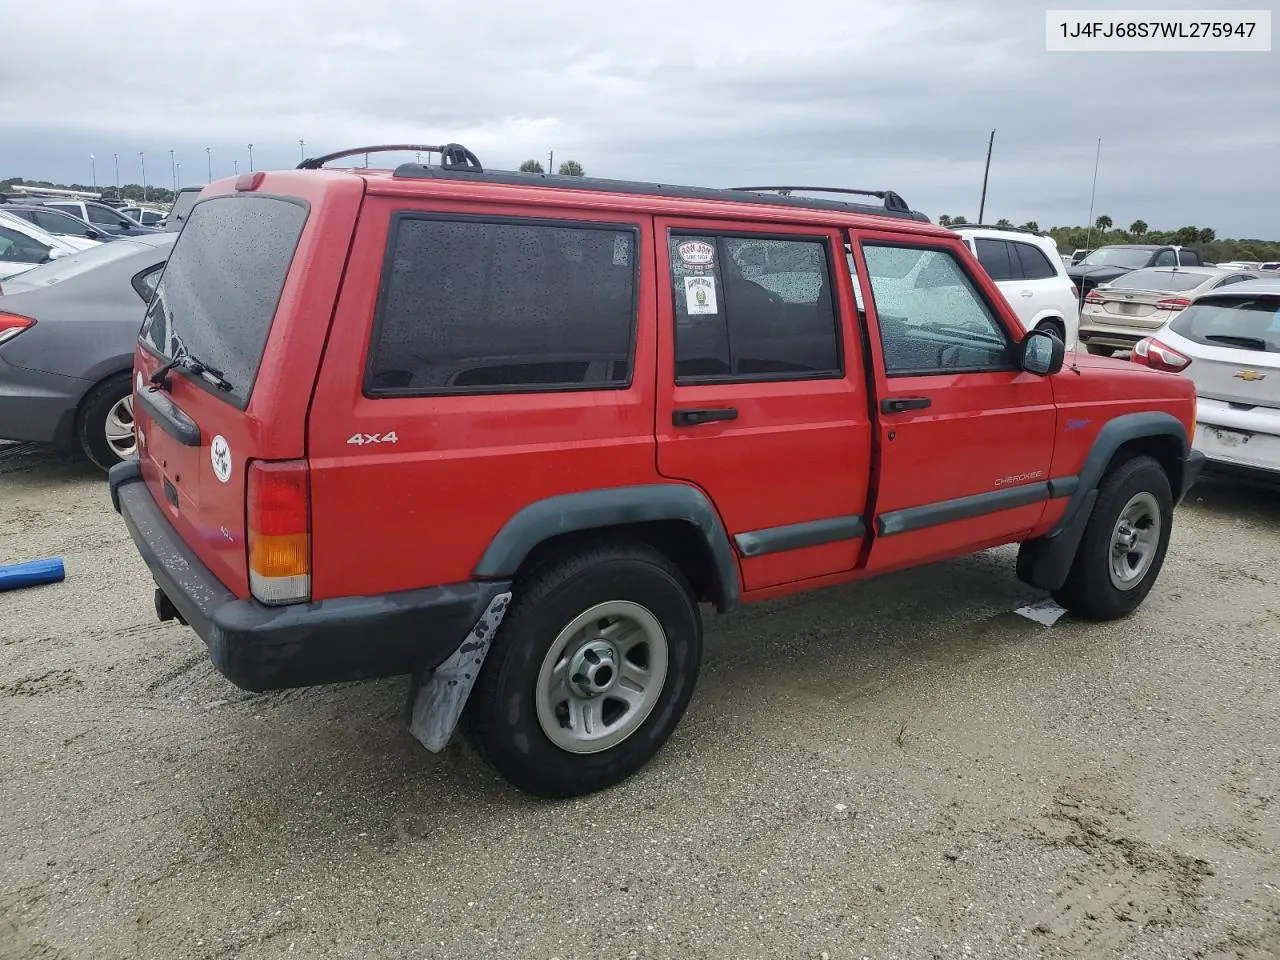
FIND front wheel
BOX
[1052,455,1173,621]
[77,373,136,472]
[466,542,702,798]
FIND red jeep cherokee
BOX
[110,144,1203,798]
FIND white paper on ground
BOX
[1014,596,1068,626]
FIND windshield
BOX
[1170,296,1280,354]
[1108,269,1213,293]
[1079,248,1154,269]
[141,195,307,408]
[0,238,151,291]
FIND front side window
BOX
[669,233,841,382]
[1152,250,1177,267]
[1011,241,1057,280]
[366,217,638,394]
[34,209,85,234]
[861,244,1012,375]
[85,204,126,227]
[0,225,51,263]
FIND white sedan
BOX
[0,211,100,281]
[1132,277,1280,482]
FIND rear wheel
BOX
[77,373,135,472]
[467,541,702,798]
[1036,318,1066,343]
[1052,455,1173,621]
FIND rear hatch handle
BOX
[136,387,202,447]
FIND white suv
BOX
[951,225,1081,348]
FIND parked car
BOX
[120,206,165,227]
[0,234,176,468]
[951,224,1080,347]
[1130,278,1279,483]
[1079,266,1262,356]
[0,210,97,280]
[0,203,118,244]
[161,187,203,232]
[1068,245,1204,296]
[109,145,1201,799]
[32,199,159,236]
[1259,262,1280,273]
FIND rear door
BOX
[653,218,873,592]
[849,230,1058,574]
[133,174,363,596]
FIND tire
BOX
[1036,319,1066,343]
[1052,455,1173,621]
[1085,343,1116,357]
[466,541,702,798]
[77,373,136,472]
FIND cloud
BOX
[1,0,1276,234]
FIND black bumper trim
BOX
[1179,449,1206,502]
[114,473,511,692]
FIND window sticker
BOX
[677,240,715,267]
[684,275,717,315]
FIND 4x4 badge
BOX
[1234,370,1265,381]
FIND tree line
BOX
[1,177,176,206]
[937,213,1280,262]
[519,159,585,176]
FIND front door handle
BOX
[673,407,739,427]
[880,396,932,414]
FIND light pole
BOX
[170,149,176,193]
[175,162,181,188]
[89,154,96,190]
[113,153,120,199]
[233,160,239,175]
[247,143,254,172]
[299,139,305,162]
[140,151,148,202]
[205,147,212,183]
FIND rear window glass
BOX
[0,238,150,290]
[1170,297,1280,354]
[164,190,202,232]
[366,217,637,395]
[1109,269,1211,292]
[140,195,306,408]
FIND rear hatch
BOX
[131,172,363,598]
[1168,293,1280,410]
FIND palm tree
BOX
[1021,221,1040,233]
[995,218,1013,227]
[938,214,952,226]
[1129,219,1148,237]
[950,215,968,225]
[1095,215,1113,231]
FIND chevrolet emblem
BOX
[1234,370,1266,382]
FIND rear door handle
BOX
[1020,290,1035,298]
[880,396,932,414]
[673,407,738,427]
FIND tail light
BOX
[1133,337,1191,373]
[0,312,35,346]
[1084,292,1104,305]
[1068,283,1079,301]
[1155,297,1193,311]
[247,460,310,605]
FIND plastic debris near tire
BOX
[0,557,66,592]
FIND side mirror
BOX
[48,248,65,261]
[1020,329,1065,376]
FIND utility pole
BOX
[548,150,554,174]
[299,139,306,162]
[170,149,176,193]
[977,129,995,223]
[140,151,148,202]
[89,154,96,190]
[233,159,239,175]
[205,147,212,183]
[247,143,254,172]
[113,153,120,199]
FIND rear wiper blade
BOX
[1205,334,1268,350]
[150,352,233,392]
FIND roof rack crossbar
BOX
[297,143,482,172]
[731,186,910,212]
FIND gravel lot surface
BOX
[2,441,1278,960]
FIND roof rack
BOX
[730,186,910,213]
[390,164,930,222]
[298,143,483,172]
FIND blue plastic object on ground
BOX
[0,557,66,592]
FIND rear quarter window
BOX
[365,216,638,395]
[140,195,307,408]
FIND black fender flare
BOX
[1017,411,1190,591]
[472,483,741,610]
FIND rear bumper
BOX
[109,460,512,692]
[1077,325,1148,350]
[0,356,84,445]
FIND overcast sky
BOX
[2,0,1277,236]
